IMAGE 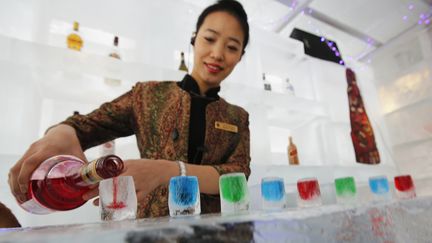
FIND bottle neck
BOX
[74,155,124,186]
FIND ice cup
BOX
[99,176,137,221]
[168,176,201,217]
[219,172,249,214]
[368,175,391,201]
[261,177,286,210]
[297,177,322,207]
[334,176,357,204]
[394,175,416,199]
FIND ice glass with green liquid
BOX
[219,172,249,214]
[334,176,357,204]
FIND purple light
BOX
[426,19,430,25]
[339,60,345,65]
[332,47,336,51]
[328,41,333,47]
[408,4,414,10]
[418,20,423,25]
[420,13,426,19]
[335,52,340,57]
[320,37,325,42]
[403,16,408,21]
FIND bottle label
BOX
[80,158,103,184]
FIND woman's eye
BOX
[228,46,239,52]
[204,37,215,42]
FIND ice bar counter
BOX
[1,176,432,243]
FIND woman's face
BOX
[191,11,244,93]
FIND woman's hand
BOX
[8,124,85,203]
[83,159,178,206]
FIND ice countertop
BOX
[1,195,432,243]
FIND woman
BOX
[9,0,250,218]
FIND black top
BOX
[177,75,220,164]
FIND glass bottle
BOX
[285,78,295,96]
[178,52,188,72]
[262,73,271,91]
[288,136,299,165]
[109,36,120,59]
[20,155,124,214]
[67,21,83,51]
[105,36,122,86]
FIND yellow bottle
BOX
[288,136,299,165]
[67,21,83,51]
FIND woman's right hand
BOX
[8,124,86,203]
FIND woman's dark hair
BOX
[195,0,249,55]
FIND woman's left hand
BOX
[82,159,177,206]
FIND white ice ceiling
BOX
[185,0,432,63]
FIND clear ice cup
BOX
[219,172,249,214]
[297,177,322,207]
[394,175,416,199]
[168,176,201,217]
[99,176,137,221]
[368,175,391,201]
[261,177,286,210]
[334,176,357,204]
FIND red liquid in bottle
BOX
[30,177,88,211]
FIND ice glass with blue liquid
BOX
[168,176,201,217]
[219,172,249,214]
[261,177,286,210]
[368,175,391,201]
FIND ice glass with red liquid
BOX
[297,177,322,207]
[394,175,416,199]
[99,176,137,221]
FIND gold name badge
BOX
[215,121,238,133]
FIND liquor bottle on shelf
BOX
[105,36,122,86]
[20,155,124,214]
[178,52,188,72]
[285,78,295,96]
[262,73,271,91]
[67,21,83,51]
[288,136,299,165]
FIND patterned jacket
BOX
[62,81,251,218]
